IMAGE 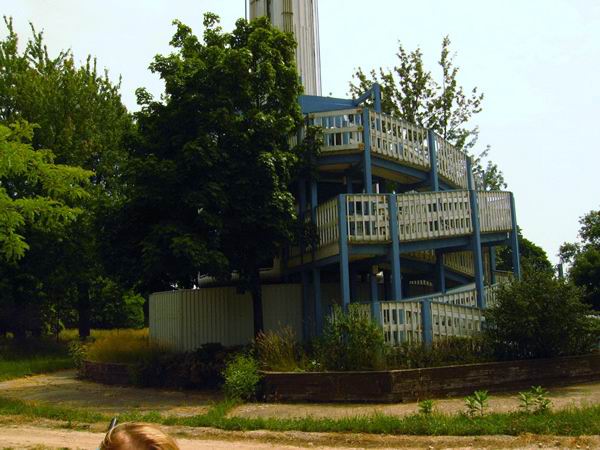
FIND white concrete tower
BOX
[249,0,322,95]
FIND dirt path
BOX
[0,370,218,416]
[0,422,598,450]
[2,371,599,420]
[231,381,600,419]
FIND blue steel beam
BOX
[466,158,486,308]
[388,194,402,300]
[338,195,351,309]
[509,192,522,279]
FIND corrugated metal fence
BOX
[149,284,302,351]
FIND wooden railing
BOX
[315,197,339,248]
[397,191,472,241]
[380,300,423,345]
[369,111,431,170]
[310,191,511,252]
[478,191,512,232]
[434,134,469,188]
[346,194,390,242]
[308,108,364,152]
[430,302,484,340]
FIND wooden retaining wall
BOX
[262,353,600,403]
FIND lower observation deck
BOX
[288,190,513,268]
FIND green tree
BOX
[0,121,91,339]
[0,17,134,338]
[118,14,303,334]
[496,228,554,276]
[484,270,600,359]
[560,209,600,310]
[349,36,505,190]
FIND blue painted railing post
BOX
[388,194,402,300]
[361,108,373,193]
[345,172,353,193]
[427,130,439,192]
[370,266,381,324]
[338,195,351,310]
[509,192,521,280]
[467,157,486,309]
[489,247,497,285]
[434,249,446,293]
[312,267,323,335]
[301,270,310,339]
[373,83,382,113]
[421,299,433,345]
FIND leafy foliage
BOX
[519,386,552,414]
[418,400,435,415]
[0,17,135,340]
[0,121,90,261]
[484,270,600,359]
[117,14,304,335]
[560,209,600,310]
[496,228,554,276]
[223,354,261,401]
[349,36,503,189]
[315,305,386,371]
[464,390,489,417]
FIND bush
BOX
[386,336,492,369]
[130,343,233,389]
[255,327,305,371]
[484,270,600,359]
[223,354,261,401]
[316,305,386,371]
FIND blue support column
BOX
[467,157,486,308]
[509,192,522,280]
[434,249,446,293]
[421,299,433,345]
[427,129,440,192]
[338,195,351,310]
[310,179,318,223]
[388,194,402,300]
[489,247,497,285]
[361,108,373,193]
[298,179,307,262]
[312,267,323,335]
[301,270,310,339]
[345,173,353,193]
[369,266,381,324]
[373,83,382,113]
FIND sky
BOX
[3,0,600,264]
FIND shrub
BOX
[484,270,600,359]
[519,386,552,414]
[418,399,435,415]
[315,305,386,371]
[223,354,261,401]
[465,390,489,417]
[130,343,234,389]
[67,340,86,369]
[386,336,492,369]
[255,327,304,371]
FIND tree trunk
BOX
[251,268,264,337]
[78,283,91,340]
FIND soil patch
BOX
[231,381,600,419]
[0,370,219,416]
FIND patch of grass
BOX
[84,328,168,364]
[0,356,74,381]
[1,395,599,436]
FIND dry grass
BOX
[81,329,169,364]
[58,328,149,342]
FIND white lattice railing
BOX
[380,300,423,345]
[434,134,469,188]
[397,191,472,241]
[444,251,475,276]
[430,302,485,339]
[308,108,364,152]
[346,194,390,242]
[314,198,339,249]
[369,111,431,170]
[478,191,512,232]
